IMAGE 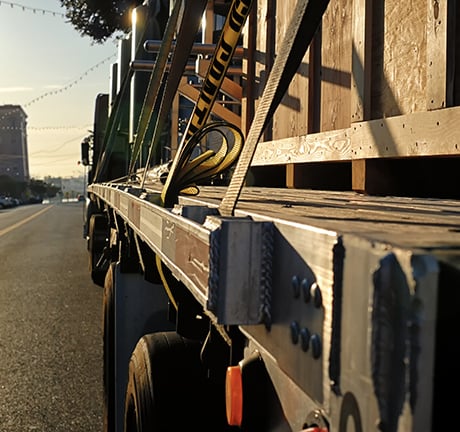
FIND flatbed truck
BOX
[82,1,460,430]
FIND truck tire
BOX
[124,332,228,431]
[88,213,109,287]
[103,263,116,432]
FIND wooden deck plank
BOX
[157,185,460,253]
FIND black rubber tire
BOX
[88,213,108,287]
[103,263,116,432]
[124,332,228,431]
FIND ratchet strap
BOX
[219,0,331,216]
[129,0,209,178]
[153,0,329,314]
[160,0,254,208]
[160,121,244,197]
[128,0,184,175]
[154,0,253,312]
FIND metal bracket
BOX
[205,215,274,326]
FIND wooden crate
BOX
[239,0,460,198]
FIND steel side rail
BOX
[88,182,272,325]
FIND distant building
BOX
[0,105,29,182]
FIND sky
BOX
[0,0,120,179]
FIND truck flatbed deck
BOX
[89,178,458,430]
[184,185,460,254]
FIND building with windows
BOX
[0,105,29,182]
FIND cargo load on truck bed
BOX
[82,1,460,431]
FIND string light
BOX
[0,124,92,131]
[0,1,66,18]
[22,54,116,109]
[31,155,82,166]
[30,135,87,155]
[0,1,115,175]
[28,125,93,131]
[0,53,116,127]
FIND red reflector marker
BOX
[226,365,243,426]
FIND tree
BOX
[59,0,144,43]
[29,179,61,199]
[0,176,61,201]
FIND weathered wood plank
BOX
[350,0,373,122]
[351,106,460,158]
[272,0,310,141]
[241,2,256,135]
[350,0,373,191]
[320,0,352,131]
[426,0,448,110]
[372,0,427,117]
[252,106,460,166]
[176,186,460,253]
[253,128,351,165]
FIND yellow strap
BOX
[160,0,254,207]
[162,121,244,205]
[155,254,178,310]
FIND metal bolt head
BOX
[311,333,322,359]
[290,321,300,344]
[291,275,300,298]
[311,282,322,308]
[301,278,311,303]
[300,327,311,352]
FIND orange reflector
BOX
[226,365,243,426]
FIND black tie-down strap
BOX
[219,0,331,216]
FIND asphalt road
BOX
[0,202,103,431]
